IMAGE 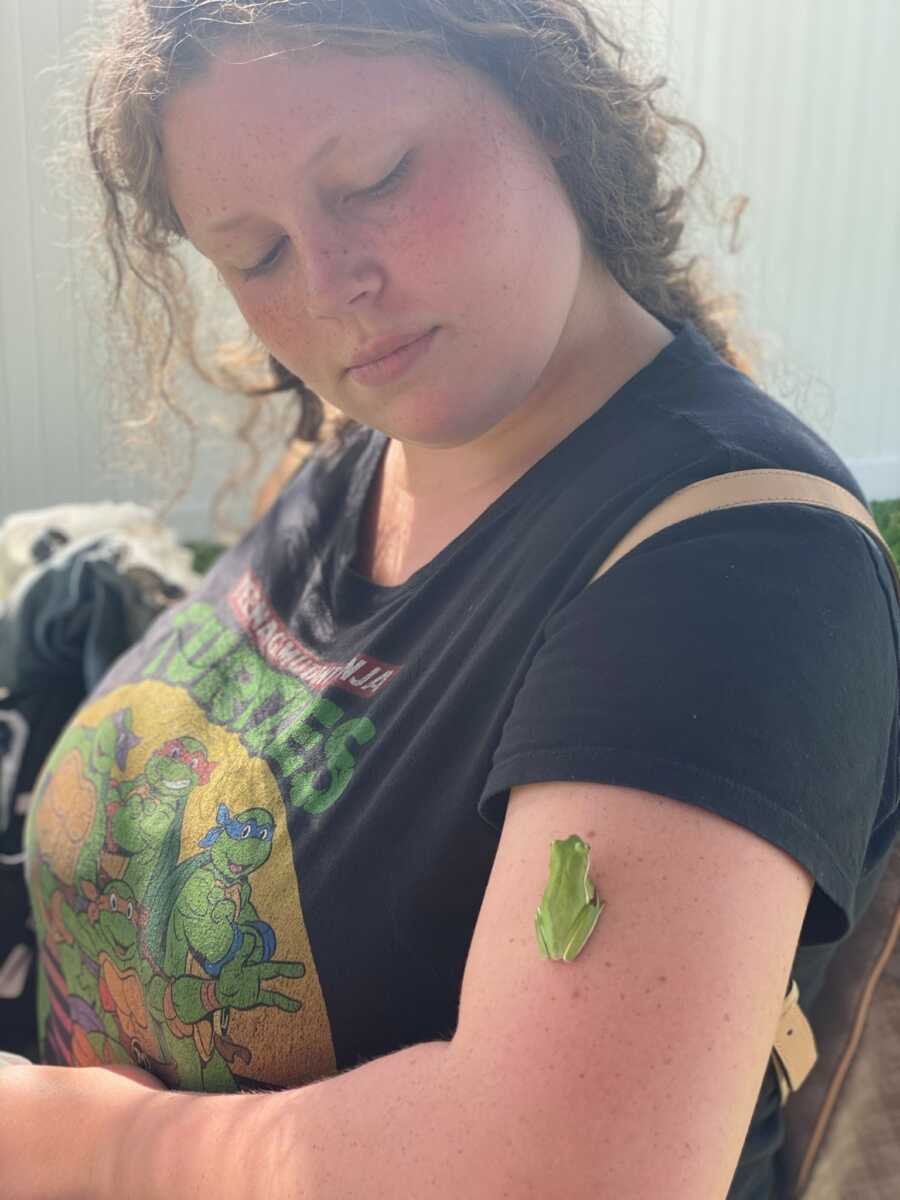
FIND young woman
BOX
[3,3,897,1198]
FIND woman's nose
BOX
[298,217,384,318]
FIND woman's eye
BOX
[241,236,289,281]
[353,152,413,202]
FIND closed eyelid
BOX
[235,151,413,279]
[239,235,290,280]
[349,150,414,199]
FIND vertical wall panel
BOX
[20,0,86,496]
[635,0,900,490]
[0,0,48,511]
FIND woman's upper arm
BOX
[452,777,814,1200]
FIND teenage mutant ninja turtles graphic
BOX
[27,679,337,1089]
[106,733,216,903]
[140,802,306,1090]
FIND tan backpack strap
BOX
[772,980,818,1105]
[586,467,899,1102]
[589,468,900,601]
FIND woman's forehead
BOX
[161,46,516,224]
[165,44,480,134]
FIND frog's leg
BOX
[562,898,605,963]
[534,910,552,958]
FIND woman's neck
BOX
[389,280,671,506]
[354,283,674,587]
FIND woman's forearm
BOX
[4,1032,553,1199]
[108,1038,530,1200]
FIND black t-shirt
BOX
[26,322,899,1198]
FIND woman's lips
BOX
[347,327,438,387]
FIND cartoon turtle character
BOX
[108,735,216,903]
[79,877,167,1070]
[29,709,138,896]
[39,873,167,1072]
[32,865,124,1067]
[142,804,305,1091]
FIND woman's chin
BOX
[372,394,510,450]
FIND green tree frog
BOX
[534,835,605,962]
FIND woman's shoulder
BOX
[513,322,866,567]
[644,323,865,502]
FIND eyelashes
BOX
[241,235,290,280]
[239,150,414,282]
[356,150,413,199]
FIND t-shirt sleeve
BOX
[480,503,900,944]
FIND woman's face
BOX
[163,45,593,448]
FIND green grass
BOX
[872,500,900,568]
[184,540,225,575]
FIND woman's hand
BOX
[0,1062,167,1200]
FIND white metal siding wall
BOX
[0,0,91,522]
[2,0,899,538]
[630,0,900,499]
[0,0,272,537]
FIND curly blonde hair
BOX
[83,0,750,508]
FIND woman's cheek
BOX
[230,288,317,386]
[393,162,480,281]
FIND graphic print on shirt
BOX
[26,668,350,1091]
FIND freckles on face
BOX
[162,47,584,442]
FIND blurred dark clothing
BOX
[0,535,187,1056]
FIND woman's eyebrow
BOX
[202,132,344,236]
[205,211,253,237]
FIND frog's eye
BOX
[126,901,134,921]
[109,893,118,912]
[241,825,251,839]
